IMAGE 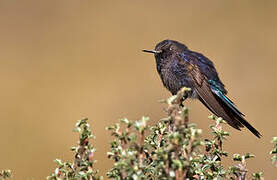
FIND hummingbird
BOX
[143,39,261,138]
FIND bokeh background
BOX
[0,0,277,179]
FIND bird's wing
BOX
[182,58,261,138]
[186,63,243,129]
[209,83,243,116]
[187,50,227,94]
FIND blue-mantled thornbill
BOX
[143,40,261,138]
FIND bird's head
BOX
[143,39,188,62]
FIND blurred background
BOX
[0,0,276,179]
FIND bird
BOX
[143,39,261,138]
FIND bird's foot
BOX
[176,87,191,107]
[180,93,189,107]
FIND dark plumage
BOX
[143,39,261,138]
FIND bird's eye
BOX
[169,45,174,51]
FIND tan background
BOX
[0,0,276,179]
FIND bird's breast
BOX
[159,60,193,95]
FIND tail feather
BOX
[211,92,262,138]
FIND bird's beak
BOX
[142,49,160,54]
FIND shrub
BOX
[2,88,276,179]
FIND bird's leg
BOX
[180,93,188,107]
[177,87,190,107]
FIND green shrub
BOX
[106,88,263,180]
[2,88,276,179]
[47,118,102,180]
